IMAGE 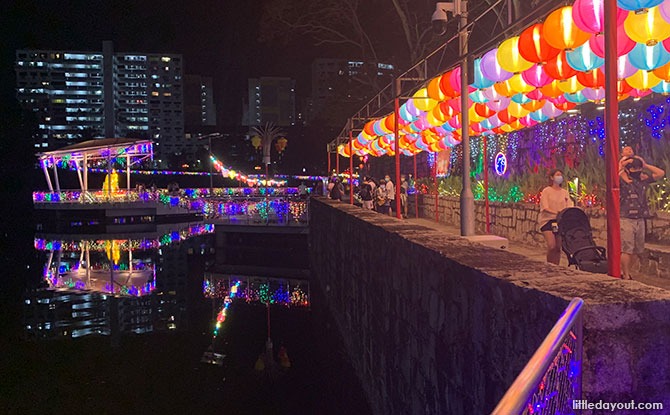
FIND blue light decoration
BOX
[495,152,508,176]
[644,97,670,139]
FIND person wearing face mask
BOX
[538,169,574,265]
[620,156,665,279]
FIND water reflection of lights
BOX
[205,276,309,338]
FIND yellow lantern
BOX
[543,6,591,51]
[412,88,438,111]
[251,135,262,150]
[497,36,534,73]
[468,106,486,123]
[557,76,585,94]
[624,6,670,46]
[626,70,661,90]
[508,73,535,94]
[507,101,531,118]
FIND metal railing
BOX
[491,297,584,415]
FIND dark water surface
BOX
[0,211,371,414]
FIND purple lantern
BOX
[480,48,513,83]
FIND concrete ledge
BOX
[309,197,670,414]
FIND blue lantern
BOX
[469,89,489,103]
[471,57,496,90]
[566,42,604,72]
[529,109,551,123]
[511,93,532,104]
[628,42,670,71]
[617,0,663,11]
[652,81,670,94]
[564,91,588,104]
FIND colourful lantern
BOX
[553,99,578,111]
[468,106,486,123]
[383,113,396,132]
[522,99,545,112]
[652,80,670,93]
[543,6,591,51]
[628,41,670,71]
[599,54,638,79]
[373,120,388,136]
[474,103,496,118]
[577,68,605,88]
[557,75,585,93]
[544,51,578,80]
[541,100,564,118]
[572,0,628,34]
[470,89,489,103]
[589,24,636,58]
[447,98,462,113]
[439,70,459,97]
[511,93,532,104]
[482,86,505,101]
[660,1,670,22]
[618,79,634,96]
[518,23,561,63]
[472,57,495,89]
[582,87,605,101]
[481,49,513,82]
[526,89,545,100]
[566,41,604,72]
[497,36,534,73]
[507,101,531,118]
[496,109,518,124]
[564,91,588,103]
[251,135,262,150]
[411,88,438,111]
[629,88,653,98]
[624,6,670,46]
[427,106,449,126]
[493,79,516,97]
[427,76,446,101]
[522,64,553,88]
[529,109,551,123]
[485,95,511,112]
[617,0,664,12]
[653,60,670,81]
[626,70,661,90]
[438,101,456,119]
[508,73,535,93]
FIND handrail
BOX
[491,297,584,415]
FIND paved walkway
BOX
[405,217,670,291]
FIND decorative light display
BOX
[495,152,508,176]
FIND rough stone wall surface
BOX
[410,195,670,279]
[309,198,670,415]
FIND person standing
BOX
[620,156,665,279]
[400,175,409,218]
[538,169,574,265]
[384,174,395,216]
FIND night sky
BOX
[0,0,329,125]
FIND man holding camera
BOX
[619,156,665,280]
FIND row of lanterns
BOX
[340,0,670,158]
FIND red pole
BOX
[605,0,621,278]
[349,128,354,205]
[484,135,490,234]
[394,78,402,219]
[414,153,418,218]
[433,153,438,223]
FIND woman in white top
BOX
[538,169,574,265]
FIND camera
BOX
[431,6,450,36]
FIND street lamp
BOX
[433,1,474,236]
[198,132,223,193]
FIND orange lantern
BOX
[275,137,288,153]
[543,6,591,51]
[624,6,670,46]
[577,68,605,88]
[438,101,455,119]
[384,113,396,132]
[522,99,545,112]
[427,76,446,101]
[544,51,578,80]
[494,80,516,97]
[497,36,534,73]
[540,80,564,97]
[653,61,670,81]
[363,120,377,137]
[553,100,577,111]
[518,23,561,63]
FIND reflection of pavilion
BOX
[25,222,214,340]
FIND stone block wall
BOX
[309,198,670,415]
[410,195,670,279]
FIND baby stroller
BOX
[556,207,608,274]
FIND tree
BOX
[251,122,286,177]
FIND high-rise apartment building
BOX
[184,75,216,128]
[243,77,296,127]
[15,41,184,165]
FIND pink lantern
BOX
[447,98,462,113]
[486,114,504,128]
[572,0,627,34]
[541,100,564,118]
[482,85,504,101]
[589,25,636,58]
[519,115,539,127]
[629,88,653,98]
[582,87,606,101]
[481,48,513,82]
[522,64,553,88]
[660,1,670,23]
[448,117,461,129]
[526,89,545,100]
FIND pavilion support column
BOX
[52,158,61,193]
[605,0,621,278]
[83,153,88,192]
[42,160,54,192]
[75,160,84,193]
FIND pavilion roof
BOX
[36,138,153,163]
